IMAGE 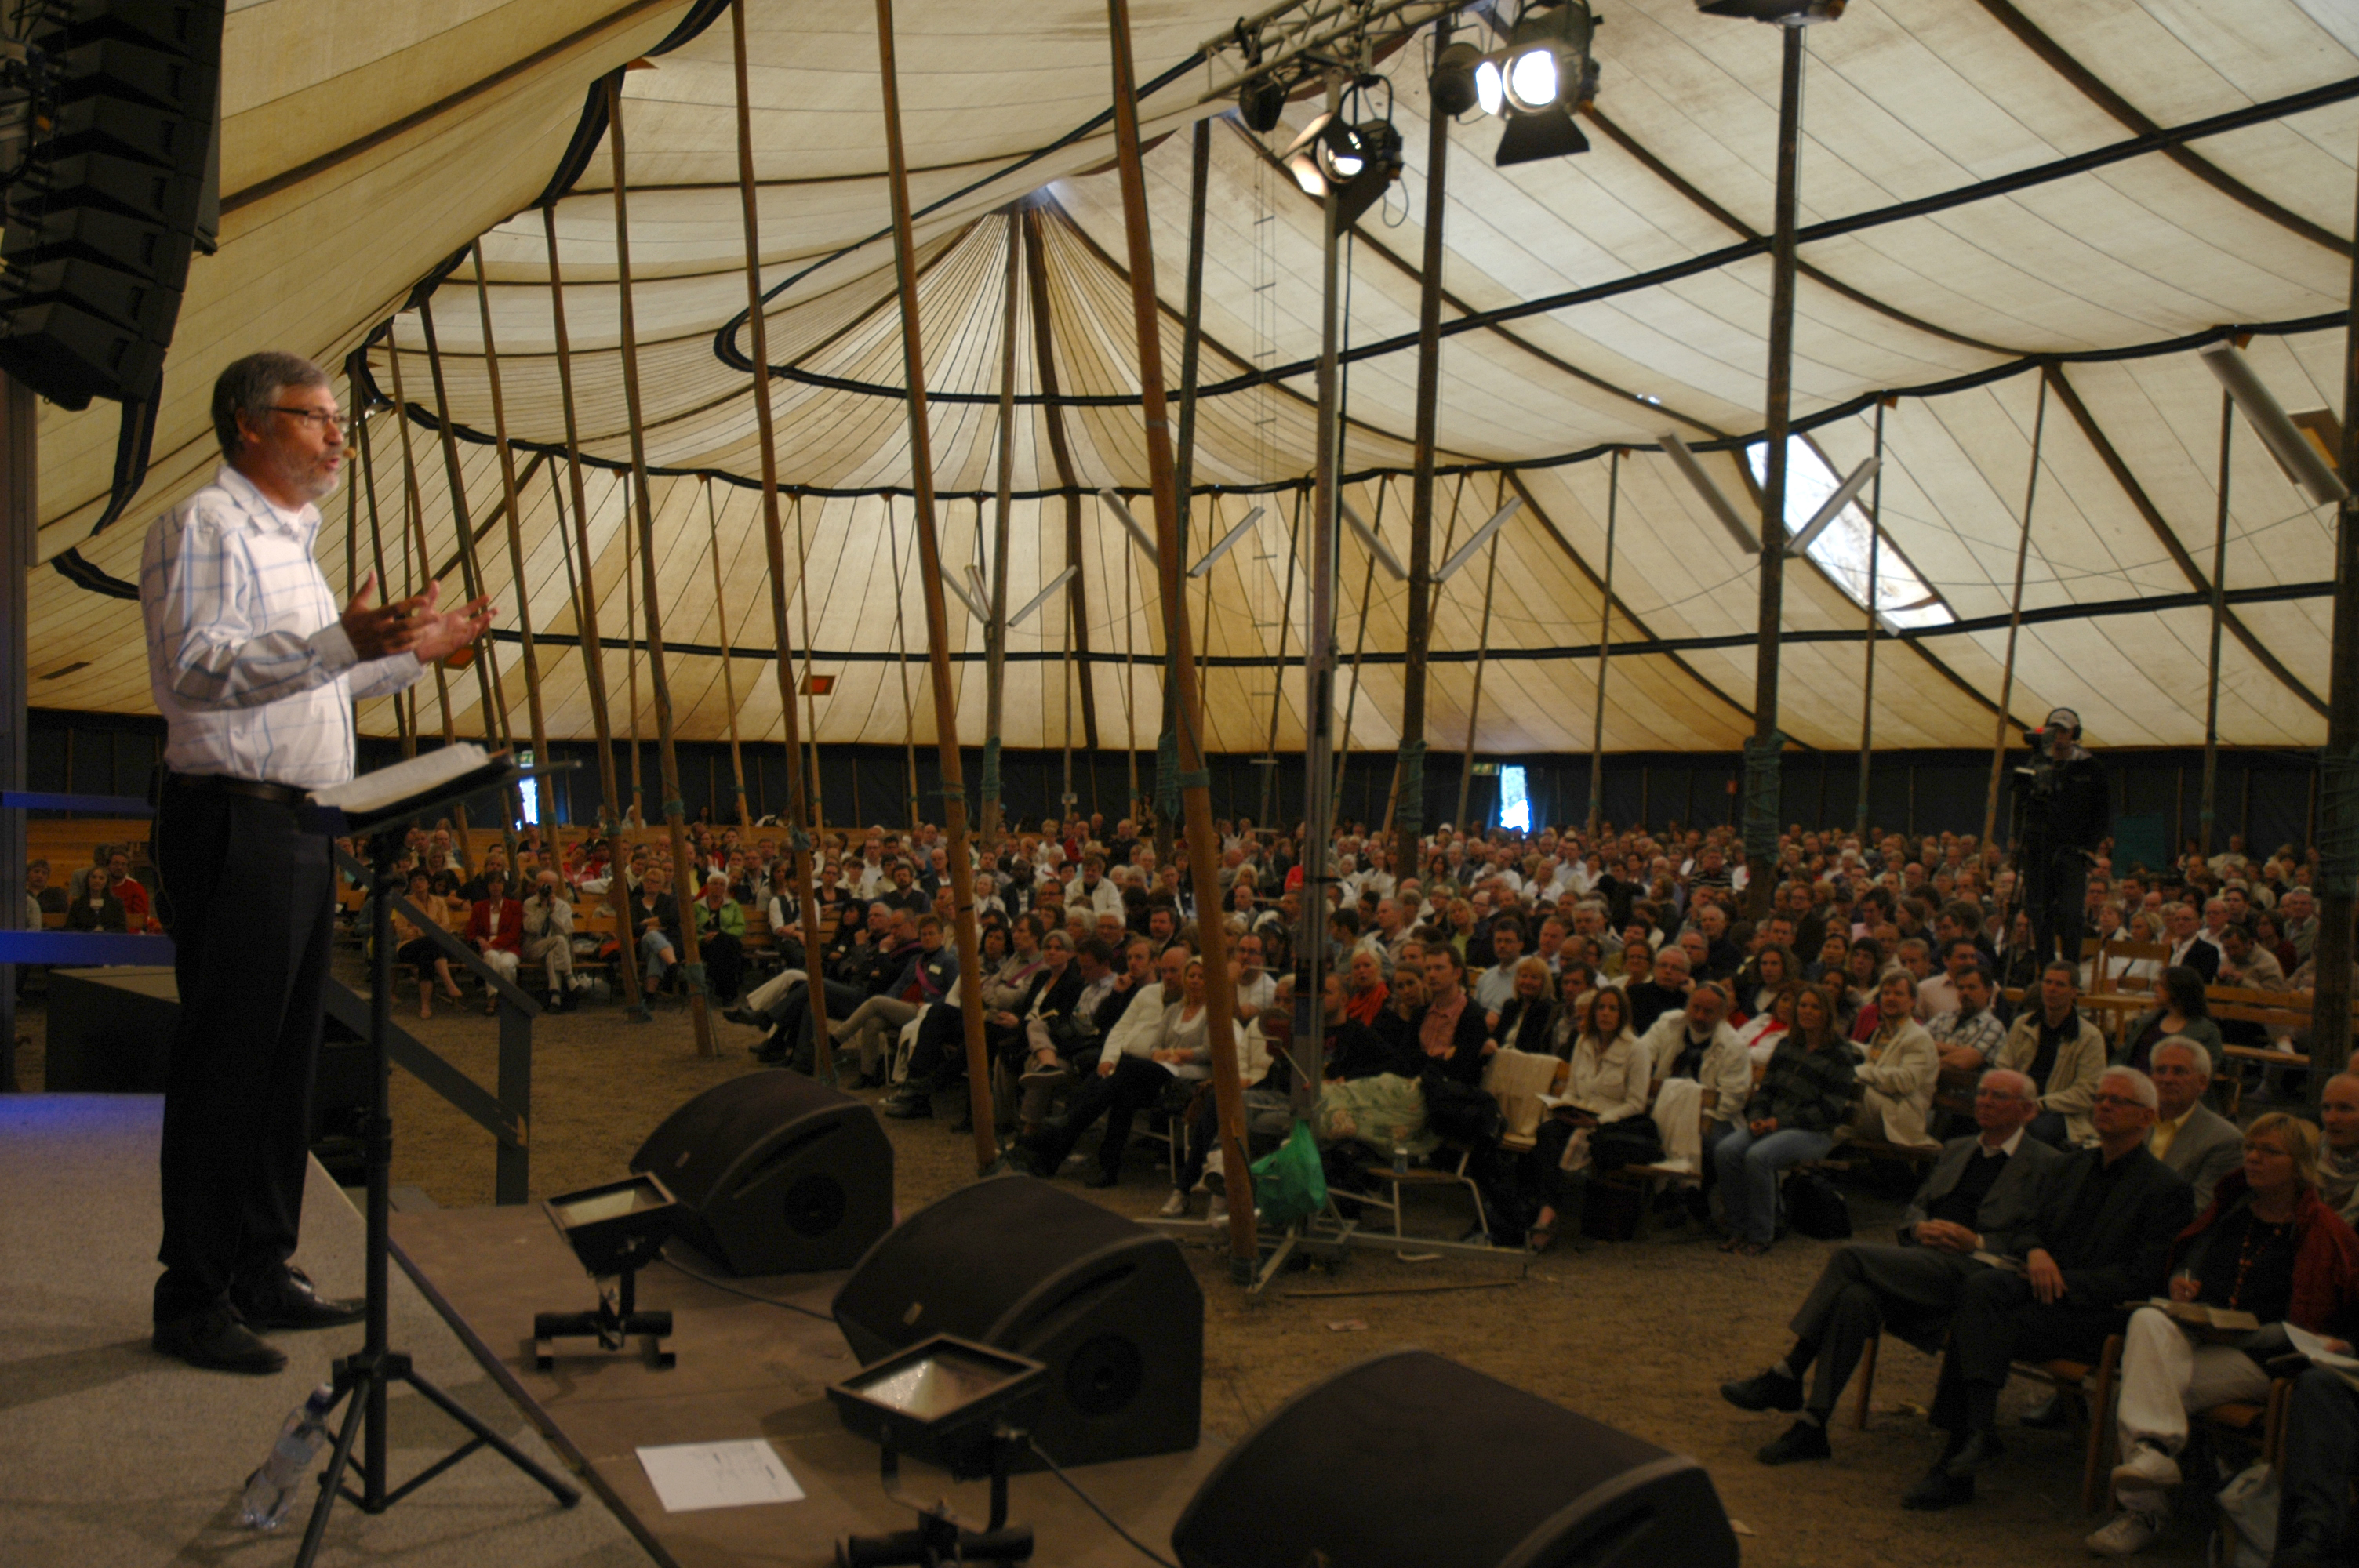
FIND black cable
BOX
[658,1252,833,1322]
[1024,1436,1181,1568]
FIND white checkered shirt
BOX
[140,463,422,788]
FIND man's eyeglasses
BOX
[2090,1092,2148,1109]
[271,406,352,436]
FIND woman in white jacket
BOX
[1850,969,1941,1149]
[1523,988,1652,1250]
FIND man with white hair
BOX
[1724,1069,2064,1465]
[1904,1067,2192,1511]
[521,870,576,1011]
[2144,1038,2242,1211]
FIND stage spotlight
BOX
[1697,0,1845,20]
[1238,72,1289,133]
[1429,40,1483,118]
[1281,114,1404,228]
[1474,56,1503,115]
[1504,1,1594,111]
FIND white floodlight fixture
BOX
[1340,502,1407,579]
[2197,342,2350,508]
[1280,113,1336,198]
[1661,433,1760,554]
[1474,56,1504,115]
[1010,565,1078,627]
[1787,455,1880,557]
[1436,499,1522,583]
[1188,506,1266,579]
[1099,488,1161,564]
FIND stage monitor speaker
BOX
[630,1071,893,1276]
[832,1176,1201,1468]
[1169,1349,1739,1568]
[0,0,222,408]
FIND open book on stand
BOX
[307,744,519,833]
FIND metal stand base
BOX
[293,826,580,1568]
[838,1431,1033,1567]
[533,1266,674,1370]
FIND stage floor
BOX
[0,1094,648,1568]
[389,1203,1227,1568]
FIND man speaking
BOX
[140,352,490,1373]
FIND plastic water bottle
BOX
[239,1384,339,1530]
[1390,1127,1411,1176]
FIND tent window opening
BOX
[1747,436,1952,631]
[1499,766,1532,833]
[518,749,539,827]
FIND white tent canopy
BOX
[25,0,2359,758]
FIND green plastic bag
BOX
[1249,1120,1329,1229]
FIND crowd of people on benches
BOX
[27,807,2359,1561]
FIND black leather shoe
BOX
[2018,1392,2068,1429]
[724,1005,761,1027]
[882,1095,932,1120]
[1083,1168,1120,1189]
[154,1303,288,1374]
[1721,1368,1805,1414]
[1942,1429,2005,1478]
[231,1266,365,1331]
[1901,1466,1975,1512]
[1757,1419,1831,1466]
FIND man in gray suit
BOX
[2146,1038,2241,1211]
[1721,1069,2064,1465]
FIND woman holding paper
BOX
[2090,1113,2359,1556]
[1521,988,1652,1252]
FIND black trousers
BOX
[1027,1055,1173,1176]
[1788,1243,1983,1415]
[2020,840,2088,972]
[1928,1268,2117,1434]
[2277,1367,2359,1554]
[153,784,335,1323]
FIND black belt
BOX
[165,771,308,807]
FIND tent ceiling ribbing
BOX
[22,0,2359,755]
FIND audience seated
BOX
[1717,982,1856,1258]
[1905,1067,2191,1512]
[1995,961,2109,1146]
[1721,1069,2062,1464]
[2089,1112,2359,1555]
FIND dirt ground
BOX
[16,967,2237,1568]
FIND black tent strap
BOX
[471,576,2334,669]
[386,305,2346,506]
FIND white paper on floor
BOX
[635,1439,805,1512]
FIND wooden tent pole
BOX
[1387,473,1467,841]
[606,74,714,1058]
[702,480,751,829]
[1856,402,1885,839]
[623,464,644,826]
[1982,368,2052,848]
[791,492,827,835]
[1260,491,1303,825]
[1455,528,1502,828]
[2200,390,2233,858]
[1588,450,1620,837]
[469,241,558,864]
[541,202,645,1011]
[875,0,999,1171]
[982,208,1020,848]
[1161,114,1213,859]
[1104,0,1251,1269]
[728,0,831,1073]
[1121,511,1139,814]
[884,498,921,832]
[1746,21,1807,924]
[1060,545,1076,818]
[1335,480,1384,783]
[416,292,523,870]
[1397,34,1452,885]
[385,339,463,808]
[348,352,408,755]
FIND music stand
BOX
[292,752,581,1567]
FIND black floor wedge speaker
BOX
[631,1072,893,1276]
[1170,1349,1738,1568]
[831,1176,1201,1468]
